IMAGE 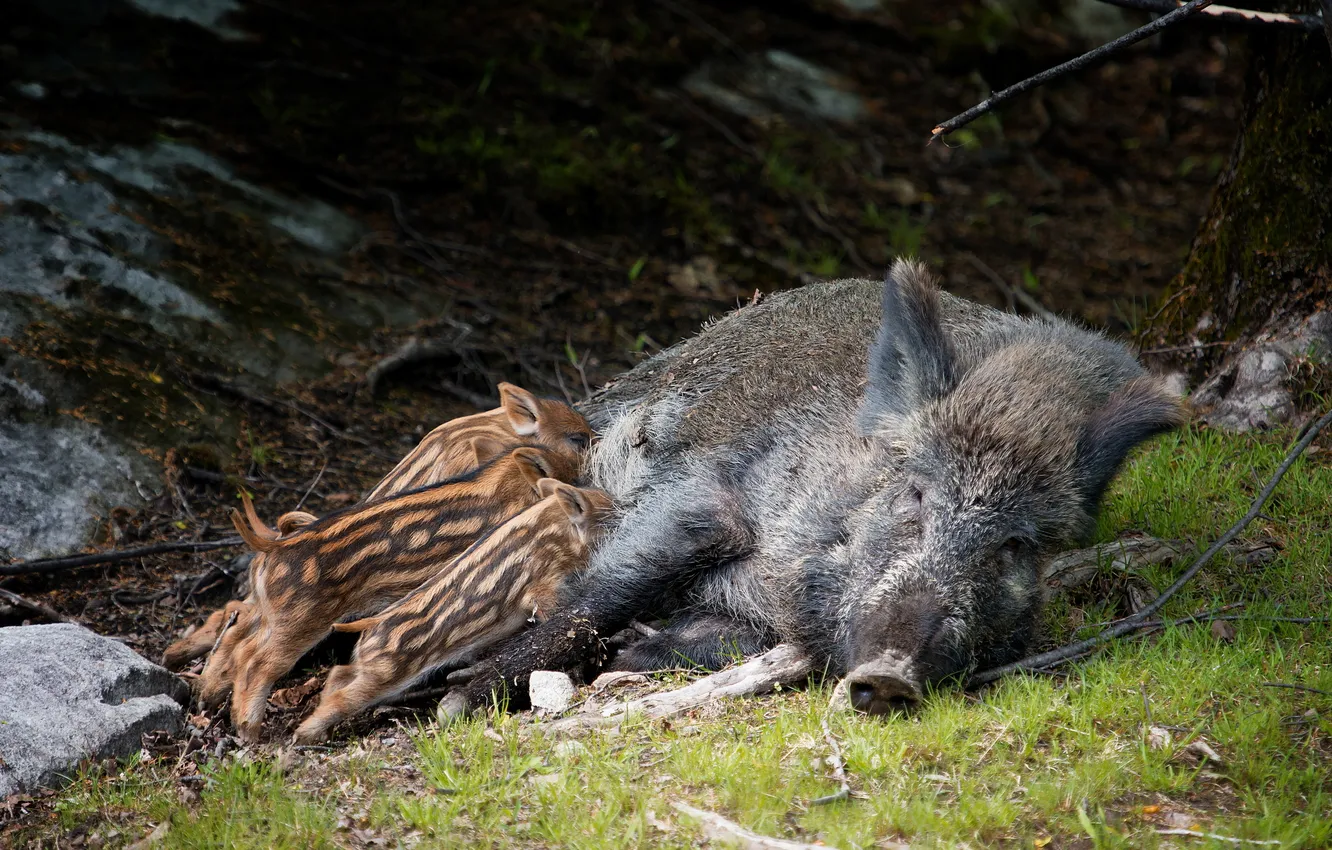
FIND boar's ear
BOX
[859,258,958,433]
[512,447,554,488]
[1076,375,1187,510]
[471,434,508,465]
[499,383,541,436]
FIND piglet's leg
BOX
[459,475,752,713]
[163,605,232,671]
[229,628,323,743]
[292,663,387,744]
[197,605,254,709]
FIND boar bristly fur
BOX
[217,444,579,742]
[459,258,1185,715]
[292,479,613,743]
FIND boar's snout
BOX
[844,658,921,715]
[845,589,963,715]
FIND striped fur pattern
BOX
[292,479,613,742]
[215,444,580,742]
[364,382,591,502]
[164,384,587,672]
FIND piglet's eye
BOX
[568,434,590,450]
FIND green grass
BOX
[28,425,1332,848]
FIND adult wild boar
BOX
[458,259,1185,714]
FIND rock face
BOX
[0,624,187,797]
[1191,312,1332,431]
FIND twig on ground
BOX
[1,538,244,577]
[181,369,395,460]
[1098,0,1321,31]
[931,0,1216,139]
[796,198,872,274]
[964,253,1056,320]
[656,0,745,59]
[1261,682,1332,697]
[439,378,498,410]
[0,588,79,625]
[672,802,842,850]
[1137,340,1234,356]
[1154,829,1281,845]
[112,588,173,606]
[809,716,852,806]
[294,462,328,512]
[968,406,1332,687]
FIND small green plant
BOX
[627,257,647,281]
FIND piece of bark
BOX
[542,644,811,736]
[1043,536,1278,592]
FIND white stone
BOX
[528,671,577,714]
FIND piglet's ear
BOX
[536,477,562,499]
[512,447,553,489]
[471,434,508,465]
[551,481,595,536]
[499,383,541,436]
[1076,375,1188,510]
[858,258,958,433]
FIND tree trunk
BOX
[1145,14,1331,430]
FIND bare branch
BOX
[1097,0,1322,31]
[968,406,1331,687]
[1,538,244,578]
[1321,0,1332,54]
[932,0,1216,140]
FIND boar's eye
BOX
[998,534,1031,559]
[898,483,924,519]
[568,433,590,450]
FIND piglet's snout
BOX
[843,658,922,715]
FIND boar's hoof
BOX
[844,665,921,716]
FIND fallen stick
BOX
[542,644,812,735]
[671,802,841,850]
[1154,828,1280,846]
[931,0,1215,139]
[0,538,244,577]
[969,407,1332,687]
[0,588,79,624]
[1260,682,1332,698]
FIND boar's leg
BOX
[457,478,753,712]
[608,612,775,673]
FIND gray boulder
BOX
[0,624,187,797]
